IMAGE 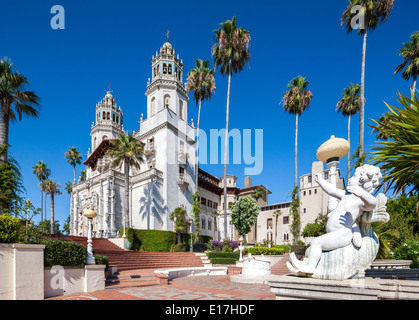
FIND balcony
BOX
[177,173,189,191]
[144,143,156,156]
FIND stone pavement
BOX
[46,274,275,300]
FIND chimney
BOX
[244,176,252,188]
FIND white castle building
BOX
[69,41,345,245]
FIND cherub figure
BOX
[289,164,382,275]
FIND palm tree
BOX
[186,59,216,191]
[32,161,51,222]
[107,132,144,233]
[273,209,282,245]
[281,76,313,187]
[251,188,264,203]
[336,82,361,182]
[341,0,394,157]
[44,178,62,235]
[0,57,40,162]
[170,206,187,244]
[65,180,74,233]
[370,92,419,195]
[394,31,419,95]
[64,147,82,183]
[212,16,251,239]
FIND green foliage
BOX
[289,186,301,243]
[41,240,86,267]
[0,215,23,243]
[191,191,201,237]
[94,254,109,268]
[370,92,419,194]
[173,243,190,252]
[208,251,240,264]
[210,258,238,265]
[231,197,259,236]
[244,246,289,256]
[0,146,25,215]
[392,239,419,268]
[125,228,177,252]
[207,252,240,259]
[302,214,328,238]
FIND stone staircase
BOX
[271,253,291,276]
[52,235,206,271]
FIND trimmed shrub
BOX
[125,228,177,252]
[42,240,86,267]
[245,247,288,256]
[207,252,240,260]
[94,254,109,268]
[210,258,238,265]
[0,215,23,243]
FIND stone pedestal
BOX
[268,274,419,300]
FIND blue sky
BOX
[1,0,418,227]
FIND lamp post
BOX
[316,135,350,212]
[83,208,97,265]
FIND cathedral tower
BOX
[90,89,124,152]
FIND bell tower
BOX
[90,87,124,151]
[145,41,188,120]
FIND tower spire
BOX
[165,29,171,43]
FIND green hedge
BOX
[125,228,177,252]
[207,252,240,260]
[0,215,23,243]
[42,240,86,267]
[124,228,213,252]
[245,246,288,255]
[94,255,109,268]
[210,258,238,265]
[208,252,240,265]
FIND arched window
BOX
[179,100,184,120]
[103,135,108,141]
[112,114,115,122]
[151,97,156,116]
[93,137,97,150]
[116,116,119,123]
[157,65,160,73]
[107,112,110,120]
[164,94,170,109]
[102,112,106,120]
[168,64,172,75]
[163,63,167,74]
[153,67,156,77]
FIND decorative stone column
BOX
[83,208,98,265]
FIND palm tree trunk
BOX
[294,114,298,187]
[359,30,367,157]
[347,114,351,182]
[73,166,76,183]
[40,187,43,222]
[223,60,232,240]
[50,194,54,234]
[124,160,130,233]
[0,102,10,162]
[412,74,417,94]
[195,99,202,192]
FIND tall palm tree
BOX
[44,178,61,235]
[32,161,51,222]
[0,57,40,162]
[394,31,419,95]
[281,76,313,187]
[65,180,74,233]
[186,59,216,191]
[212,16,250,239]
[336,82,361,182]
[341,0,394,157]
[107,132,144,233]
[64,147,82,183]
